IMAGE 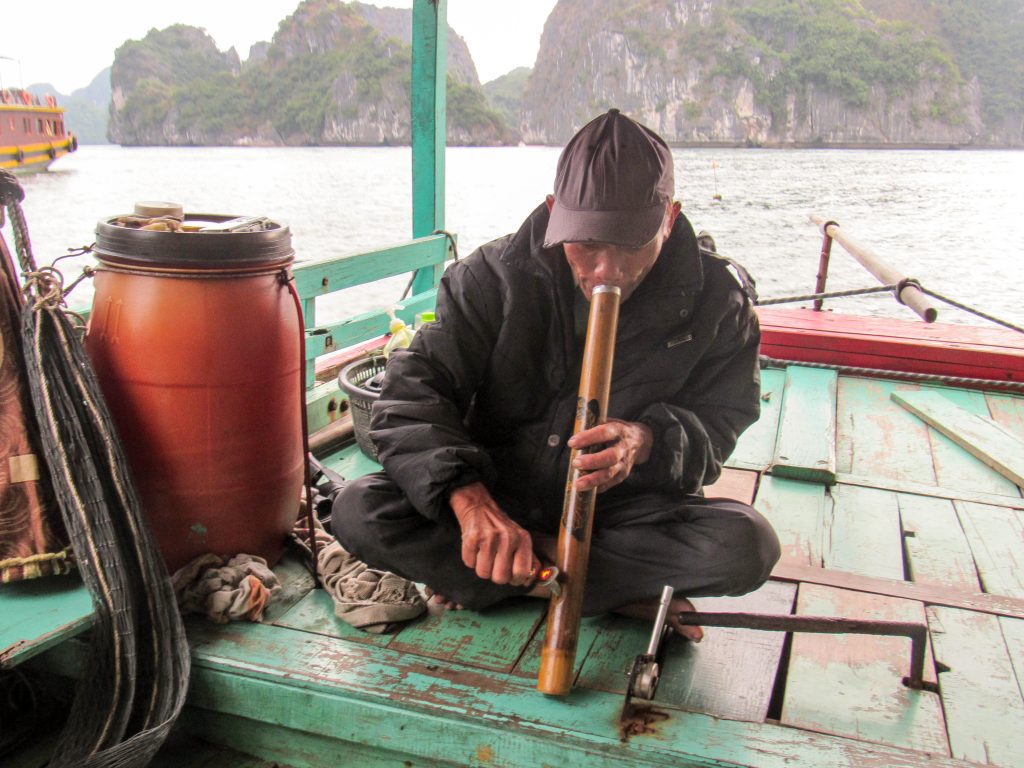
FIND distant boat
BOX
[0,87,78,172]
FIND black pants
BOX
[332,472,781,615]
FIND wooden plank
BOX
[838,472,1024,507]
[0,576,93,669]
[771,563,1024,620]
[757,307,1024,383]
[291,236,448,300]
[893,389,1024,489]
[728,366,786,470]
[826,484,904,581]
[918,387,1021,497]
[703,467,759,504]
[986,391,1024,439]
[273,589,393,647]
[752,475,826,568]
[260,549,316,623]
[512,615,607,680]
[1001,616,1024,703]
[782,584,946,754]
[386,597,544,672]
[897,494,981,592]
[835,377,937,486]
[576,581,795,722]
[929,606,1024,766]
[770,366,837,483]
[40,624,986,768]
[957,501,1024,598]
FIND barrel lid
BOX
[94,212,294,270]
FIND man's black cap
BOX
[544,109,674,249]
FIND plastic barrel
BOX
[85,212,302,572]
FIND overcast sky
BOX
[1,1,556,94]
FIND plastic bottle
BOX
[382,307,415,358]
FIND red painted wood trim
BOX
[757,308,1024,383]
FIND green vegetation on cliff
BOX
[110,0,513,146]
[936,0,1024,126]
[720,0,962,121]
[482,67,531,128]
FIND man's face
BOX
[558,201,681,302]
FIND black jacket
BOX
[370,204,761,523]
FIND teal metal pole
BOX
[410,0,447,295]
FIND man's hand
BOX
[449,482,539,586]
[568,418,653,493]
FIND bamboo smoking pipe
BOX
[537,284,621,696]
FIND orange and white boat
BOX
[0,87,77,172]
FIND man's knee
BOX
[330,473,398,562]
[724,502,781,595]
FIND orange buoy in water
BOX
[85,209,303,572]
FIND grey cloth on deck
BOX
[298,514,426,633]
[333,472,780,615]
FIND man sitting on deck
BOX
[333,109,780,639]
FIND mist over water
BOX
[11,145,1024,330]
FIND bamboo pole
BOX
[537,285,620,696]
[809,214,938,322]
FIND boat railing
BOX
[296,0,450,436]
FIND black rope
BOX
[1,168,190,767]
[757,284,897,306]
[918,285,1024,335]
[760,355,1024,392]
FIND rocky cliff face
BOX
[521,0,1013,147]
[108,0,512,147]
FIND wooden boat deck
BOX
[7,362,1024,767]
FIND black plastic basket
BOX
[339,356,387,461]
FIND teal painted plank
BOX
[305,380,343,434]
[752,475,826,567]
[302,290,437,390]
[324,440,381,482]
[411,0,447,296]
[304,291,437,360]
[181,709,445,768]
[826,485,904,580]
[512,614,607,680]
[919,387,1021,496]
[728,367,785,470]
[260,549,316,623]
[386,598,544,672]
[273,589,393,647]
[576,581,795,722]
[40,623,981,768]
[837,472,1024,510]
[835,378,936,485]
[929,606,1024,766]
[782,584,946,755]
[292,237,448,300]
[770,366,837,484]
[956,501,1024,598]
[986,392,1024,440]
[893,389,1024,493]
[1001,616,1024,706]
[898,494,981,592]
[0,575,92,668]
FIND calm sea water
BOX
[10,145,1024,329]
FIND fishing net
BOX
[0,169,189,766]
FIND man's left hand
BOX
[568,418,653,493]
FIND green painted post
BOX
[410,0,447,296]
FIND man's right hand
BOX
[449,482,538,587]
